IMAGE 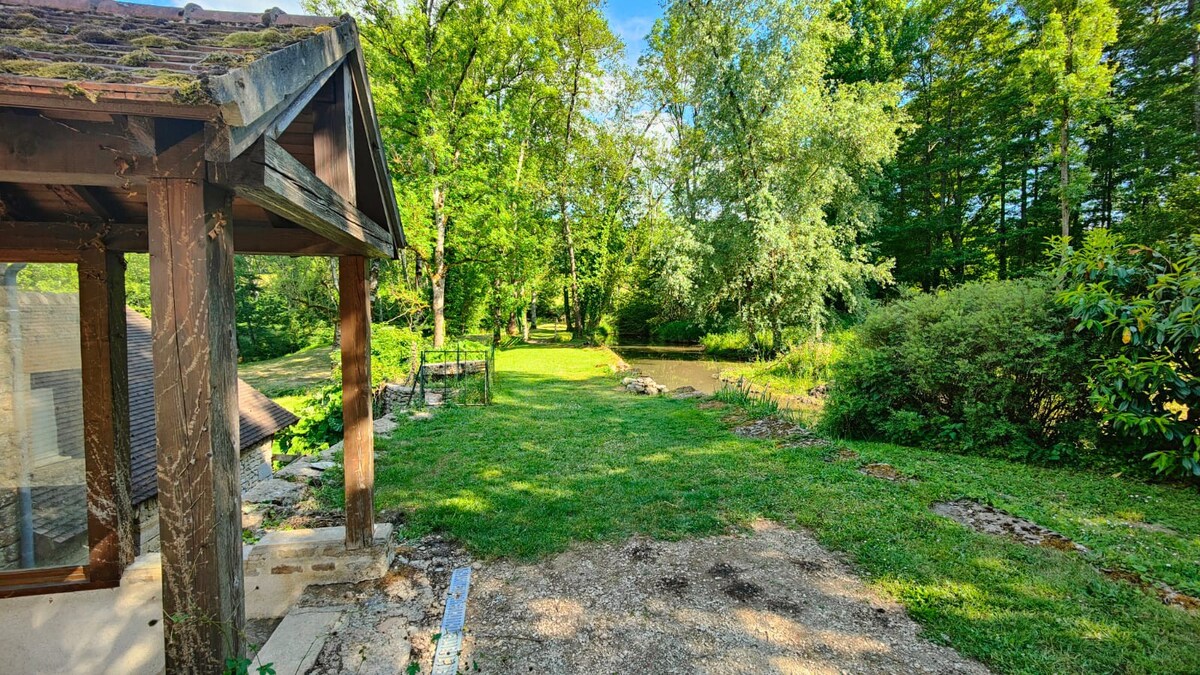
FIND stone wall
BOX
[239,435,274,490]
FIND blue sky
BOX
[134,0,663,64]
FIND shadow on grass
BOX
[366,342,1200,673]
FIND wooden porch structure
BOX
[0,0,402,670]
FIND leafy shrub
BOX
[650,320,704,343]
[823,278,1099,462]
[372,324,423,386]
[758,331,852,392]
[700,331,754,358]
[1055,230,1200,476]
[274,385,343,455]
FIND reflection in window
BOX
[0,263,87,570]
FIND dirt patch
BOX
[462,520,988,674]
[305,533,477,674]
[1102,569,1200,612]
[827,446,861,463]
[932,500,1086,553]
[861,462,914,482]
[697,400,728,411]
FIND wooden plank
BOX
[207,22,358,127]
[0,222,147,255]
[339,255,375,549]
[78,248,135,582]
[148,178,243,671]
[205,57,345,163]
[348,48,405,247]
[209,138,394,258]
[0,111,205,186]
[314,64,356,206]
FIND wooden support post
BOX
[78,248,135,582]
[147,178,243,671]
[340,255,374,549]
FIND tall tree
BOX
[647,0,903,352]
[1020,0,1118,240]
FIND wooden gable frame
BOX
[0,2,402,670]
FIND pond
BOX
[611,344,741,394]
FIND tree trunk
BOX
[506,312,518,337]
[563,285,573,332]
[999,155,1008,279]
[1059,104,1071,240]
[431,183,447,348]
[1192,0,1200,150]
[529,289,538,329]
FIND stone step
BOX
[253,607,345,675]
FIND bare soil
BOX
[460,520,988,674]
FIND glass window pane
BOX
[0,263,87,570]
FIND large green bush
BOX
[823,279,1099,462]
[1055,230,1200,476]
[371,324,424,386]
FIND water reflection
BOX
[611,344,740,394]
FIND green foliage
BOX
[756,331,852,392]
[712,379,784,419]
[1055,229,1200,476]
[823,278,1100,462]
[274,385,343,455]
[371,324,423,386]
[645,0,903,351]
[699,331,754,359]
[650,320,704,344]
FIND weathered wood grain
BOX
[0,112,206,186]
[208,21,358,127]
[339,255,375,549]
[78,248,135,582]
[209,138,394,258]
[314,64,356,206]
[148,178,243,672]
[348,46,405,247]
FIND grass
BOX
[358,338,1200,674]
[239,345,337,408]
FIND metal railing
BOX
[416,343,495,406]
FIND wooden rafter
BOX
[209,137,395,258]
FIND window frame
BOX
[0,250,131,598]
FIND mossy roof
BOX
[0,0,342,105]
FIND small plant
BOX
[714,379,782,418]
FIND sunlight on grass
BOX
[367,341,1200,674]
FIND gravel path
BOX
[461,520,988,675]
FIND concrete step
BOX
[252,607,345,675]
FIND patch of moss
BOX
[0,59,109,80]
[288,26,315,40]
[17,27,45,37]
[129,34,181,49]
[220,28,285,48]
[0,35,98,55]
[200,51,251,69]
[141,71,209,104]
[117,48,156,67]
[73,29,119,45]
[0,12,40,30]
[62,82,99,102]
[142,72,195,88]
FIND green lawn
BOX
[363,341,1198,674]
[239,345,337,413]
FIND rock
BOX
[622,377,636,385]
[243,478,305,506]
[318,441,344,461]
[310,461,336,471]
[276,457,323,480]
[374,415,399,436]
[241,509,264,529]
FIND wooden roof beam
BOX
[209,137,395,259]
[0,111,204,187]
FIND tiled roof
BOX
[126,309,298,505]
[0,0,341,102]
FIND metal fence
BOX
[416,343,496,406]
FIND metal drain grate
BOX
[431,567,472,675]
